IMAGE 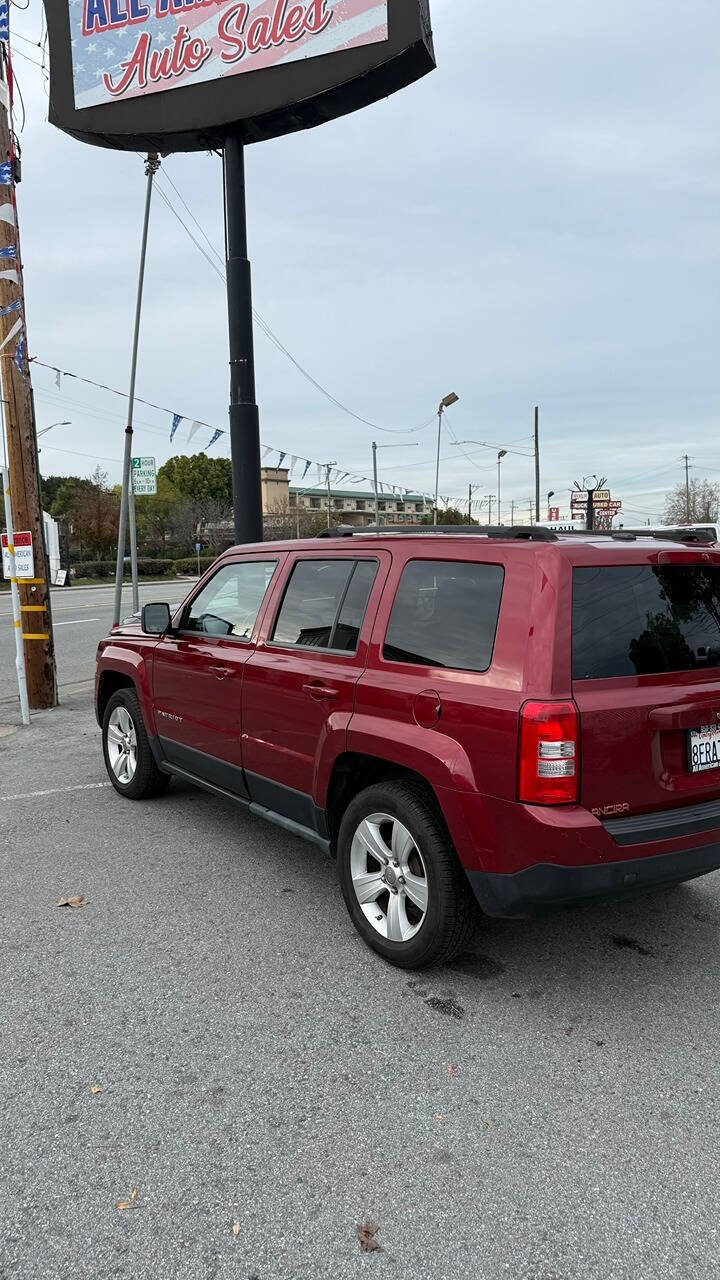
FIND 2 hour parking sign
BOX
[131,456,157,496]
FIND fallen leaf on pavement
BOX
[115,1189,138,1211]
[232,1221,240,1236]
[564,1026,575,1036]
[356,1221,381,1253]
[447,1062,457,1079]
[90,1084,102,1095]
[58,896,87,909]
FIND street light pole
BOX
[372,442,379,526]
[434,392,459,525]
[113,152,159,629]
[497,449,507,525]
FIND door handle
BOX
[302,682,339,701]
[210,665,234,680]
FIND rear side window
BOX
[383,560,504,672]
[573,565,720,679]
[271,559,378,652]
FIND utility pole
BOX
[510,499,515,526]
[487,494,494,524]
[683,454,692,520]
[0,45,58,709]
[534,405,541,522]
[372,442,379,527]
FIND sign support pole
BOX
[223,136,263,545]
[0,400,30,726]
[113,153,159,629]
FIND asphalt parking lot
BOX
[1,690,720,1279]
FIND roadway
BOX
[0,581,191,707]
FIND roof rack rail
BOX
[316,524,559,541]
[619,528,716,544]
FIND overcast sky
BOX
[10,0,720,523]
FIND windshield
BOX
[573,565,720,679]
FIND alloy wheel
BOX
[349,812,429,942]
[106,706,138,785]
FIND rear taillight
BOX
[518,701,579,805]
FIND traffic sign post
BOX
[131,457,157,496]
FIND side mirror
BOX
[141,602,172,636]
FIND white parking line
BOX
[54,618,101,627]
[1,782,111,801]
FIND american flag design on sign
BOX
[71,0,389,110]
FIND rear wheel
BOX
[337,781,476,968]
[102,688,170,800]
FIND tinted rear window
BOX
[384,560,504,672]
[573,566,720,679]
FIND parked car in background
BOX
[96,526,720,967]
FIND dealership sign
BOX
[43,0,434,151]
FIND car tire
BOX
[102,688,170,801]
[337,781,476,969]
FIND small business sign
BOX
[1,531,34,580]
[131,456,157,496]
[548,507,560,522]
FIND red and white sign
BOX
[548,507,560,522]
[1,531,34,580]
[72,0,389,110]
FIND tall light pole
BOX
[497,449,507,524]
[547,489,555,520]
[434,392,459,525]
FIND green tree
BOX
[134,473,182,554]
[421,506,468,525]
[40,474,84,512]
[52,467,119,559]
[158,454,233,506]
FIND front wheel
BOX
[337,782,476,968]
[102,688,170,800]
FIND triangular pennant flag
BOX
[277,451,286,468]
[0,297,20,319]
[316,464,323,486]
[0,315,22,352]
[301,459,311,481]
[207,429,223,449]
[170,413,182,443]
[55,369,62,391]
[0,81,9,111]
[289,455,298,476]
[187,420,201,444]
[13,337,27,378]
[0,244,16,260]
[0,268,18,284]
[0,203,16,226]
[262,445,272,460]
[0,161,12,185]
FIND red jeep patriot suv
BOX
[96,525,720,968]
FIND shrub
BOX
[171,556,217,575]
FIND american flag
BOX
[71,0,388,110]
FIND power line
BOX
[155,166,435,437]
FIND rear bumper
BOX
[467,839,720,918]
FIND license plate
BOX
[688,725,720,773]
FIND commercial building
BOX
[262,467,428,527]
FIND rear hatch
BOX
[571,548,720,817]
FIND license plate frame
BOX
[687,724,720,774]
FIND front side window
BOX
[184,560,277,639]
[272,559,378,652]
[384,560,504,672]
